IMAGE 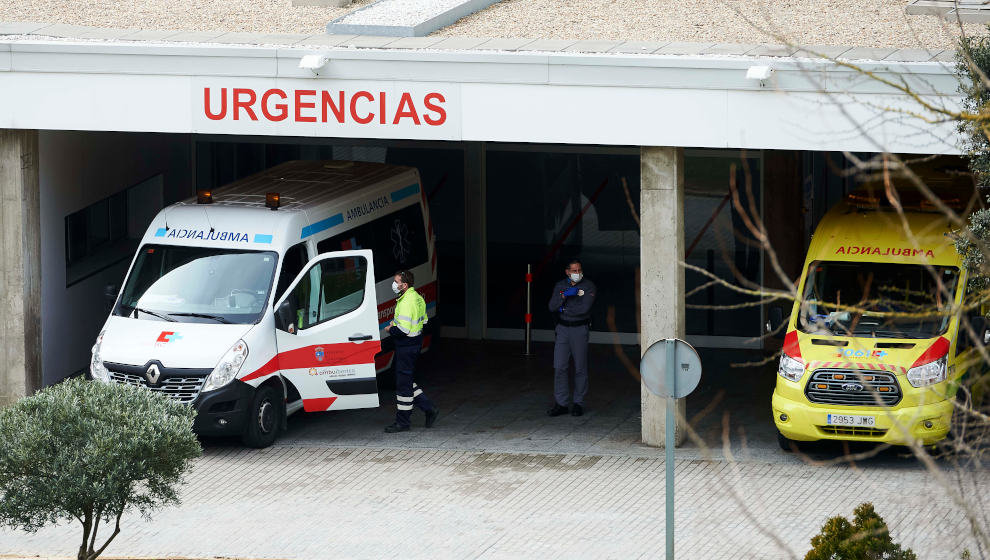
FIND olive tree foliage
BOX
[956,33,990,294]
[957,34,990,190]
[951,34,990,421]
[0,378,201,560]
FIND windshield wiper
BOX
[131,307,176,322]
[169,312,232,324]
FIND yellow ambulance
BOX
[771,185,984,449]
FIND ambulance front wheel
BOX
[242,384,281,448]
[777,431,795,452]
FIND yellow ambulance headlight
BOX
[906,356,947,388]
[778,353,805,382]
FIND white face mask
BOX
[569,272,583,283]
[391,281,401,294]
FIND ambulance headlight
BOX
[203,339,249,392]
[907,356,947,388]
[777,353,805,382]
[90,330,110,383]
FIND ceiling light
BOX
[299,54,330,73]
[745,65,774,81]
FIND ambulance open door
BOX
[273,249,381,412]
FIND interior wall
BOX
[39,131,193,385]
[763,150,805,290]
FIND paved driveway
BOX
[2,445,986,559]
[2,341,987,558]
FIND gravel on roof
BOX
[431,0,978,49]
[0,0,978,50]
[0,0,373,35]
[337,0,471,26]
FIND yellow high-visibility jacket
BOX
[392,287,427,337]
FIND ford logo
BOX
[841,383,864,392]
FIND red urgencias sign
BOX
[203,87,448,126]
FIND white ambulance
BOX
[89,160,438,447]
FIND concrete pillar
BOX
[464,142,487,339]
[0,130,41,405]
[640,146,687,447]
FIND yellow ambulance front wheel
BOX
[777,431,798,452]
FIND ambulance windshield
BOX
[114,245,278,324]
[798,261,960,339]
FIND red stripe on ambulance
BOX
[240,341,381,382]
[303,397,337,412]
[375,351,395,371]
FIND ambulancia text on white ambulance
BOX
[89,160,438,447]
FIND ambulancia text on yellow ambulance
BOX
[771,187,983,449]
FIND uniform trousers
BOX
[553,324,589,407]
[394,337,435,427]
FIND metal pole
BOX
[665,339,676,560]
[524,264,534,356]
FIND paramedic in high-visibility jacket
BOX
[384,269,439,433]
[547,258,596,417]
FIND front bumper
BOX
[772,391,953,446]
[191,380,255,436]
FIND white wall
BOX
[39,131,192,385]
[0,36,965,156]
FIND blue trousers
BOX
[394,340,435,427]
[553,324,589,406]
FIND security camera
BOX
[299,54,330,72]
[745,65,774,81]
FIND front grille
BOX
[818,426,888,438]
[805,369,902,407]
[107,368,206,404]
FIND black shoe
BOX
[570,404,583,417]
[384,423,410,433]
[425,409,439,428]
[547,404,569,417]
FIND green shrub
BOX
[0,378,201,560]
[806,503,917,560]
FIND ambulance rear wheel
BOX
[242,385,280,448]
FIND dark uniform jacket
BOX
[548,277,597,324]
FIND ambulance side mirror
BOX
[275,300,295,334]
[766,305,785,339]
[103,284,118,313]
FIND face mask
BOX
[391,281,401,294]
[569,273,583,283]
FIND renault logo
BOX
[841,383,864,392]
[146,364,162,386]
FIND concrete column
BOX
[0,130,41,405]
[464,142,487,339]
[640,146,687,447]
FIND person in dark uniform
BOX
[384,269,439,433]
[547,258,596,417]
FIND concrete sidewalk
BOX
[2,445,986,559]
